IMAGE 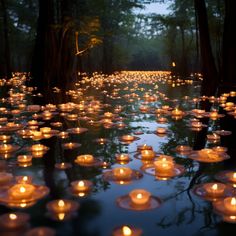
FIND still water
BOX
[0,72,235,236]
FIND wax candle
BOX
[154,157,174,176]
[129,189,151,206]
[203,183,226,197]
[137,144,153,151]
[46,199,79,214]
[226,172,236,183]
[0,212,29,229]
[75,155,94,164]
[17,155,33,164]
[113,167,133,180]
[171,108,183,116]
[141,150,155,160]
[8,184,35,200]
[116,154,130,162]
[156,127,167,134]
[121,135,135,142]
[40,127,51,133]
[16,176,33,184]
[224,197,236,214]
[112,225,142,236]
[55,162,72,170]
[0,144,13,152]
[71,180,92,192]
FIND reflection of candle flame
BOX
[122,226,132,235]
[58,200,65,207]
[212,184,218,190]
[58,213,65,220]
[9,214,17,220]
[231,198,236,205]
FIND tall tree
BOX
[222,0,236,86]
[0,0,11,78]
[194,0,218,96]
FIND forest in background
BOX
[0,0,235,95]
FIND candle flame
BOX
[78,181,84,187]
[231,198,236,205]
[137,193,143,199]
[20,186,26,193]
[122,226,132,236]
[9,214,17,220]
[212,184,218,190]
[58,213,65,220]
[58,200,65,207]
[233,173,236,179]
[120,169,124,174]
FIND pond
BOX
[0,71,236,236]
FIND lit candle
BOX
[8,184,36,200]
[198,149,220,160]
[116,154,130,162]
[207,133,220,141]
[46,199,79,214]
[156,127,167,134]
[0,212,30,229]
[75,155,94,164]
[141,150,155,160]
[112,225,142,236]
[121,135,135,142]
[171,108,183,116]
[58,131,69,139]
[209,111,218,119]
[226,172,236,183]
[40,127,51,133]
[154,157,174,177]
[129,189,151,206]
[71,180,92,192]
[212,146,227,153]
[0,144,13,153]
[137,144,153,151]
[113,167,133,180]
[16,175,33,184]
[55,162,72,170]
[31,144,45,152]
[62,142,81,149]
[176,145,192,152]
[17,155,32,164]
[203,183,226,197]
[104,112,113,118]
[223,197,236,214]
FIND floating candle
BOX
[113,167,133,180]
[17,155,33,164]
[16,176,33,184]
[121,135,135,142]
[8,184,36,200]
[203,183,226,197]
[112,225,142,236]
[156,127,167,134]
[55,162,72,170]
[154,157,174,177]
[129,189,151,206]
[141,150,155,160]
[40,127,51,133]
[226,172,236,183]
[0,212,30,229]
[223,197,236,214]
[75,155,94,164]
[137,144,153,151]
[116,154,130,162]
[71,180,92,192]
[46,199,79,214]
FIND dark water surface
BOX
[0,72,236,236]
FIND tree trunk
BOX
[194,0,218,96]
[0,0,11,78]
[222,0,236,85]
